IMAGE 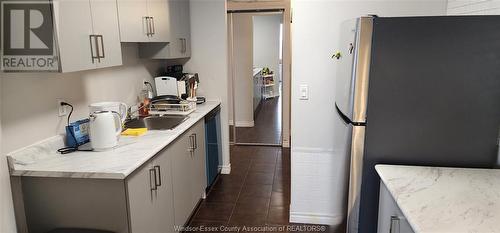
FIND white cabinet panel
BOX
[127,150,175,233]
[168,0,191,58]
[191,120,207,203]
[147,0,171,42]
[53,0,122,72]
[90,0,123,68]
[117,0,171,42]
[127,161,158,233]
[116,0,150,42]
[152,150,175,233]
[138,0,191,59]
[171,133,194,227]
[53,0,95,72]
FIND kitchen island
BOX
[7,101,221,233]
[376,164,500,233]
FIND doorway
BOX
[228,11,284,146]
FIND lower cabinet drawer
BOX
[377,182,415,233]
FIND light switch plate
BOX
[299,84,308,100]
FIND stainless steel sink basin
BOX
[125,115,188,130]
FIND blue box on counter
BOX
[66,119,90,147]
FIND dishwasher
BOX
[204,105,221,188]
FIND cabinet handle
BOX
[181,38,185,53]
[389,216,400,233]
[144,16,150,36]
[179,38,184,53]
[183,38,187,53]
[193,133,197,149]
[89,35,98,63]
[150,16,155,35]
[93,34,101,63]
[96,35,105,59]
[149,168,157,191]
[188,135,195,152]
[154,165,161,187]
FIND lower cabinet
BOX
[15,119,206,233]
[171,119,207,227]
[377,182,415,233]
[129,119,206,232]
[127,149,174,233]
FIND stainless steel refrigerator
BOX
[334,16,500,233]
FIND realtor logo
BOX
[1,1,58,71]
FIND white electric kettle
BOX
[89,111,122,151]
[89,102,128,123]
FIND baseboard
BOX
[219,164,231,174]
[228,120,254,127]
[289,211,344,225]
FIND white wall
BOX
[184,0,231,173]
[0,43,162,233]
[0,79,16,233]
[253,14,282,97]
[253,14,281,75]
[1,44,162,153]
[227,14,255,127]
[447,0,500,14]
[290,0,447,225]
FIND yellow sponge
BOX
[121,128,148,136]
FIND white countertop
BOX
[376,164,500,233]
[7,101,220,180]
[253,67,262,77]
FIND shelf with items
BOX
[261,73,278,99]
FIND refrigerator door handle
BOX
[335,102,366,126]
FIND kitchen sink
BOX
[124,115,188,130]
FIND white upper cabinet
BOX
[117,0,170,42]
[138,0,191,59]
[52,0,122,72]
[116,0,150,42]
[89,0,123,68]
[147,0,171,42]
[169,0,191,58]
[52,0,95,72]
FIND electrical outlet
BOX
[57,99,68,117]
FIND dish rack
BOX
[149,101,196,115]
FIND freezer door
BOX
[334,17,372,124]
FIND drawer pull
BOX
[154,165,161,187]
[390,216,400,233]
[149,168,157,191]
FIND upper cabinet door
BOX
[52,0,96,72]
[176,0,191,57]
[147,0,170,42]
[89,0,123,68]
[168,0,190,58]
[116,0,150,42]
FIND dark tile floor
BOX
[187,146,345,233]
[230,96,282,145]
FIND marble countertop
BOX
[376,164,500,233]
[7,101,221,180]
